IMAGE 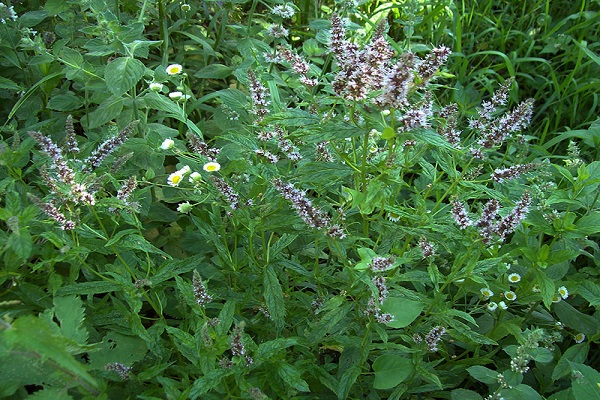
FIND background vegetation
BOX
[1,0,599,399]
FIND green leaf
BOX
[0,76,21,91]
[256,338,300,361]
[124,40,162,58]
[553,344,589,380]
[500,384,543,400]
[534,269,555,309]
[106,230,171,258]
[306,299,353,343]
[578,281,600,308]
[338,364,362,399]
[25,388,73,400]
[47,94,83,111]
[3,316,98,390]
[56,281,122,296]
[194,64,234,79]
[381,298,424,328]
[569,362,600,400]
[105,57,145,96]
[87,95,124,129]
[278,363,310,392]
[451,389,483,400]
[189,369,229,399]
[54,296,89,344]
[263,265,286,330]
[553,301,599,336]
[372,354,414,390]
[572,212,600,237]
[467,365,498,384]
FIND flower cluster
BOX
[491,163,537,183]
[369,256,393,272]
[105,363,132,380]
[229,322,253,366]
[83,120,137,172]
[0,2,17,24]
[452,193,531,243]
[28,194,75,230]
[469,79,535,150]
[192,270,212,306]
[276,46,317,87]
[272,178,344,238]
[247,69,271,122]
[211,176,240,210]
[425,326,446,352]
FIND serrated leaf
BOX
[105,230,171,258]
[306,301,353,343]
[467,365,498,384]
[338,364,362,399]
[264,265,286,330]
[87,95,123,129]
[278,363,310,392]
[569,362,600,400]
[578,281,600,308]
[54,296,89,344]
[553,344,589,380]
[451,389,483,400]
[372,354,414,390]
[56,281,122,296]
[105,57,145,96]
[47,94,83,111]
[553,301,599,336]
[256,338,300,361]
[500,384,543,400]
[189,369,229,399]
[3,316,98,390]
[194,64,234,79]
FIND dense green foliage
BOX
[1,0,599,399]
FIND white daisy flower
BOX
[166,63,183,75]
[507,273,521,283]
[558,286,569,300]
[574,333,586,343]
[504,291,517,301]
[487,302,498,311]
[160,138,174,150]
[480,288,494,299]
[498,301,508,310]
[203,162,221,172]
[169,91,183,100]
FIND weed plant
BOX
[0,1,599,399]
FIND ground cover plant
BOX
[1,0,599,399]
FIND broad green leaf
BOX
[278,363,310,392]
[106,230,171,258]
[194,64,234,79]
[87,331,148,369]
[381,298,424,328]
[256,337,300,361]
[87,95,123,129]
[467,365,498,384]
[451,389,483,400]
[572,212,600,237]
[0,76,21,91]
[500,384,543,400]
[381,126,395,140]
[569,362,600,400]
[338,364,362,399]
[553,344,589,380]
[189,369,229,399]
[47,94,83,111]
[25,388,73,400]
[56,281,122,296]
[3,316,98,390]
[105,57,145,96]
[54,296,89,344]
[263,265,286,330]
[306,300,353,343]
[578,281,600,308]
[553,301,599,336]
[372,354,414,390]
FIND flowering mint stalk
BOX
[247,69,270,122]
[187,132,220,161]
[493,192,531,241]
[28,194,75,230]
[83,120,138,172]
[64,115,79,154]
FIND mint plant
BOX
[1,1,599,399]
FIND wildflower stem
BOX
[157,0,169,66]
